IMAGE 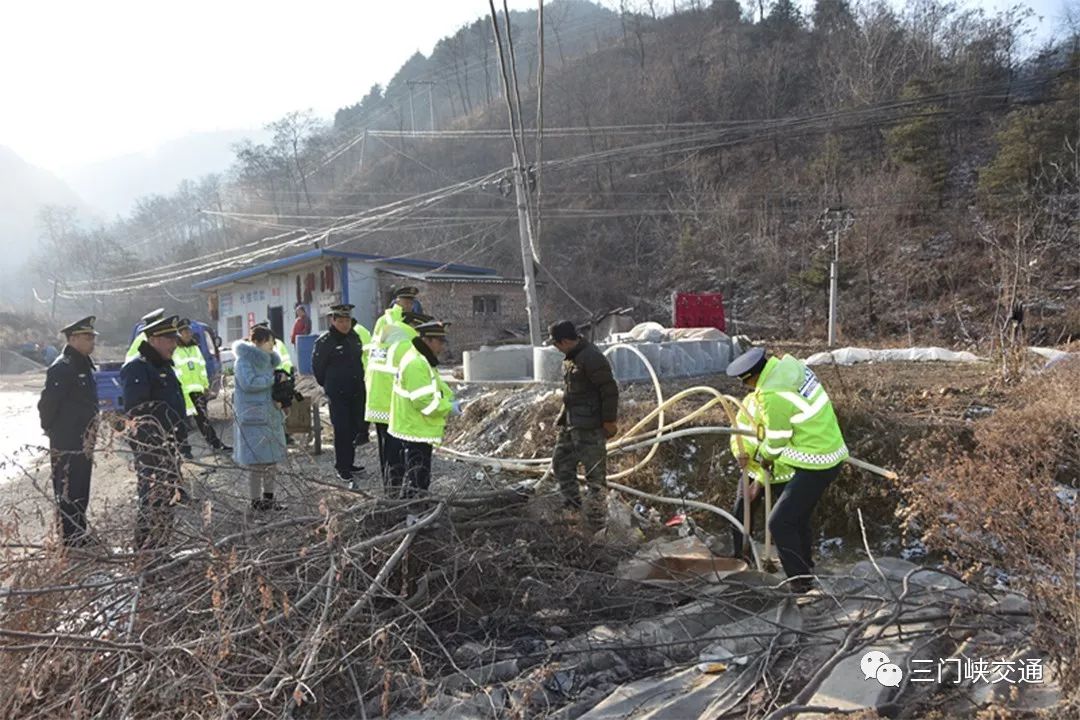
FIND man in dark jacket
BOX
[38,316,99,547]
[312,304,367,483]
[121,315,188,551]
[548,320,619,529]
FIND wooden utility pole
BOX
[511,151,543,346]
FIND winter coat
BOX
[231,341,286,467]
[122,341,188,453]
[38,344,98,451]
[556,340,619,430]
[312,326,365,398]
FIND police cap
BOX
[61,316,98,338]
[403,311,432,327]
[416,320,450,338]
[144,315,181,339]
[726,346,768,380]
[394,286,419,300]
[140,307,166,324]
[328,304,354,318]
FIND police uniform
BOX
[311,304,367,480]
[37,316,99,546]
[727,347,848,591]
[175,318,227,452]
[366,310,429,495]
[122,315,188,550]
[388,321,456,496]
[124,307,165,363]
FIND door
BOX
[268,306,285,341]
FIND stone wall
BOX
[375,273,529,353]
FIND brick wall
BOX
[375,273,529,353]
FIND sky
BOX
[1,0,1070,177]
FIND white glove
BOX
[450,400,463,416]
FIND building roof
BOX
[377,267,527,286]
[192,248,499,291]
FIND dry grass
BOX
[902,359,1080,691]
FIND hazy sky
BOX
[1,0,1069,176]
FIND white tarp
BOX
[611,322,729,345]
[804,347,983,366]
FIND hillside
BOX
[26,0,1078,351]
[65,128,263,218]
[0,145,83,267]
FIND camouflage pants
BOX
[552,427,607,527]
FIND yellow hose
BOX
[438,343,898,572]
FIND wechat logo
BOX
[861,650,903,687]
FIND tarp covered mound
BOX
[611,322,728,344]
[804,347,983,366]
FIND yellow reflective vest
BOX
[353,322,372,369]
[273,338,293,374]
[124,332,147,363]
[730,392,793,484]
[389,344,454,445]
[173,342,208,416]
[755,355,848,470]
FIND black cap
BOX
[143,315,181,339]
[140,308,165,324]
[726,347,768,380]
[61,316,98,338]
[416,320,450,338]
[394,286,419,299]
[177,318,192,331]
[403,311,432,327]
[328,304,354,317]
[546,320,579,345]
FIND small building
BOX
[192,249,530,368]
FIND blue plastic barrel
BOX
[296,334,317,375]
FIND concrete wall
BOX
[461,339,733,384]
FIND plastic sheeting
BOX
[804,347,983,366]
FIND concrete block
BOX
[463,344,533,382]
[533,346,564,383]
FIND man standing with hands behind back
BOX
[548,321,619,531]
[38,316,99,547]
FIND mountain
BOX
[0,145,84,270]
[64,128,262,218]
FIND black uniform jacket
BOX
[39,345,98,451]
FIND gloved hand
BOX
[450,400,463,416]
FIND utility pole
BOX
[428,82,436,130]
[50,278,60,324]
[406,80,437,133]
[818,208,855,348]
[406,82,416,132]
[511,151,543,346]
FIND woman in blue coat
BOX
[233,326,287,511]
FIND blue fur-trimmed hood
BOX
[232,340,281,368]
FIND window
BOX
[473,295,500,316]
[226,315,243,341]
